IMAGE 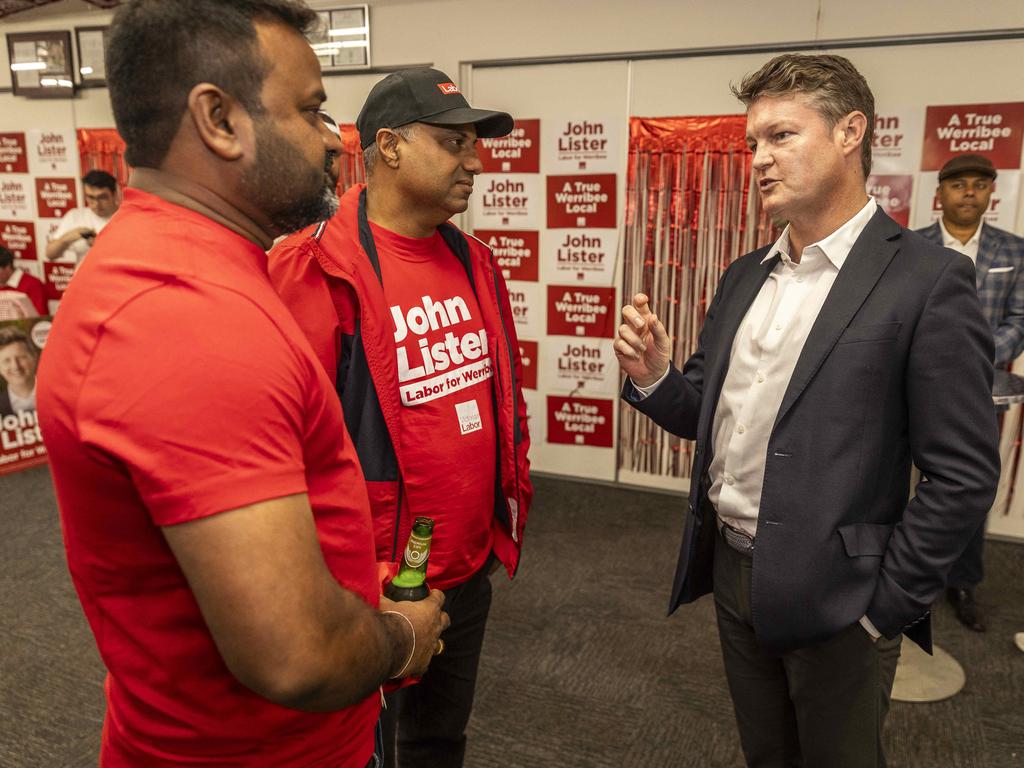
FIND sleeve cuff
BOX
[859,614,882,639]
[630,366,671,399]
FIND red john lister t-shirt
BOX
[373,222,497,589]
[36,189,380,768]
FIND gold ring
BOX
[434,639,445,656]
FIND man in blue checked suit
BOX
[918,152,1024,632]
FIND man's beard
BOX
[242,118,339,235]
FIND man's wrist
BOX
[631,364,671,397]
[380,610,415,678]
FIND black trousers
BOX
[713,529,902,768]
[381,561,493,768]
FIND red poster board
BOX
[921,102,1024,170]
[547,285,615,338]
[474,229,538,281]
[479,119,540,173]
[546,395,614,447]
[546,174,616,228]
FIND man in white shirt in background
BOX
[616,53,999,767]
[917,153,1024,633]
[45,170,121,265]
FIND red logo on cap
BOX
[437,82,460,95]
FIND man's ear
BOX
[187,82,252,161]
[838,110,868,159]
[377,128,402,169]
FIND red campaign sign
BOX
[0,133,28,173]
[44,262,75,297]
[546,174,616,228]
[0,220,37,260]
[547,285,615,338]
[518,340,537,390]
[475,229,538,281]
[867,175,913,227]
[479,119,539,173]
[546,395,614,447]
[35,178,77,218]
[921,102,1024,171]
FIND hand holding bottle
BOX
[380,590,449,679]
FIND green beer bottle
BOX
[384,517,434,601]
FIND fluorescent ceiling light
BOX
[80,66,93,75]
[39,77,57,85]
[58,79,73,87]
[11,62,47,71]
[328,26,367,37]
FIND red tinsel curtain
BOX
[338,123,364,194]
[618,115,780,481]
[78,128,130,187]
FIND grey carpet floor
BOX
[2,466,1023,767]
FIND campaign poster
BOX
[470,173,542,229]
[546,395,614,447]
[478,119,540,174]
[0,133,29,174]
[541,229,617,284]
[870,111,923,175]
[35,178,77,219]
[546,285,616,338]
[27,129,77,176]
[540,337,618,397]
[867,174,914,227]
[0,220,37,261]
[43,262,76,300]
[546,174,617,229]
[518,339,538,390]
[0,317,50,476]
[505,281,544,340]
[921,102,1024,171]
[0,176,34,219]
[474,229,538,282]
[543,116,622,174]
[911,169,1020,231]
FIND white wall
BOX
[2,0,1023,128]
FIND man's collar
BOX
[762,197,877,270]
[939,217,982,247]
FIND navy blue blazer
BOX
[624,208,1000,654]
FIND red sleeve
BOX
[267,239,340,377]
[25,275,47,315]
[76,283,312,526]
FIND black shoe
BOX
[946,587,986,632]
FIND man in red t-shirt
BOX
[268,69,532,767]
[36,3,446,766]
[0,246,47,316]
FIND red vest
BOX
[269,186,532,578]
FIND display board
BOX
[468,39,1024,542]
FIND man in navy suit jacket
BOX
[616,54,999,767]
[917,153,1024,632]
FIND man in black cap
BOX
[918,153,1024,632]
[268,68,533,768]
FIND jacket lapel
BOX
[975,224,1001,287]
[773,208,901,429]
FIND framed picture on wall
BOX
[309,5,371,71]
[75,26,110,86]
[6,31,75,98]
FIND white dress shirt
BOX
[939,218,982,264]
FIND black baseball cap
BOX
[356,68,513,149]
[938,154,998,182]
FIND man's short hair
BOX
[107,0,319,168]
[82,170,117,192]
[0,246,14,269]
[732,53,875,179]
[0,327,32,353]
